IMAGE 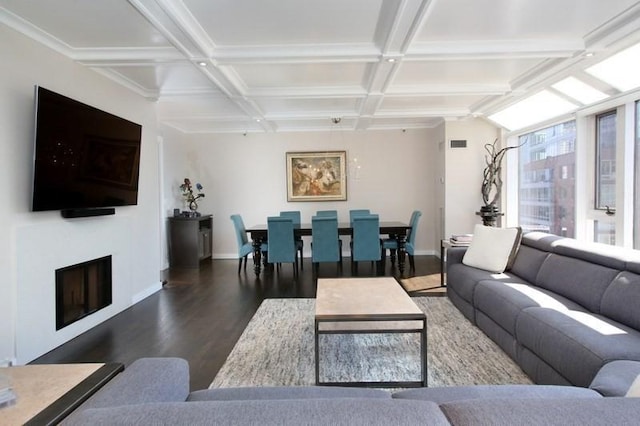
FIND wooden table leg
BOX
[252,238,263,276]
[397,234,407,276]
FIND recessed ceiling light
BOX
[386,58,396,63]
[198,61,207,67]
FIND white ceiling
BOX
[1,0,640,133]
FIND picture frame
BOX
[286,151,347,202]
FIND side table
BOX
[2,362,123,425]
[440,239,471,287]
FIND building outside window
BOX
[518,121,576,237]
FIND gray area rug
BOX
[210,297,532,388]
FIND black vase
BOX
[478,204,501,227]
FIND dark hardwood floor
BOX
[31,255,441,391]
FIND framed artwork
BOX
[286,151,347,202]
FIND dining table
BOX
[246,221,412,276]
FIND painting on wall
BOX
[286,151,347,202]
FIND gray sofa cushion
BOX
[509,245,550,284]
[64,358,189,420]
[516,307,640,387]
[535,253,619,313]
[392,384,600,403]
[440,397,640,426]
[590,360,640,396]
[447,262,522,305]
[64,399,450,426]
[601,271,640,330]
[474,280,585,335]
[188,386,390,401]
[520,232,563,252]
[552,238,628,270]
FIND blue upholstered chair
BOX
[316,210,338,218]
[311,215,342,276]
[348,209,371,263]
[349,209,370,223]
[382,210,422,272]
[280,210,304,269]
[351,214,381,275]
[230,214,267,274]
[267,216,298,276]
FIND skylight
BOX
[586,42,640,92]
[552,77,608,104]
[488,91,578,131]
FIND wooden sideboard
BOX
[168,215,213,268]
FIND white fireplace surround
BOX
[15,215,160,364]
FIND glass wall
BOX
[518,121,576,237]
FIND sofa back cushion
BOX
[536,254,619,313]
[552,238,627,271]
[600,271,640,330]
[509,245,550,284]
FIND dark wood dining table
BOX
[246,221,412,276]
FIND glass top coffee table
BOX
[315,277,427,387]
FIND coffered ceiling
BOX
[2,0,640,133]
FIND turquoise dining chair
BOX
[230,214,267,274]
[382,210,422,272]
[311,215,342,276]
[349,209,370,264]
[349,209,370,223]
[316,210,338,218]
[280,211,304,269]
[351,214,381,275]
[267,216,298,276]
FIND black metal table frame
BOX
[314,315,427,388]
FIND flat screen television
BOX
[32,86,142,214]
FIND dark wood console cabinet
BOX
[168,215,212,268]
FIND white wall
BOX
[444,119,502,237]
[160,128,441,265]
[0,24,162,363]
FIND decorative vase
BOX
[477,204,503,227]
[188,200,198,212]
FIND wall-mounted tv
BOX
[32,86,142,215]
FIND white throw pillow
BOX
[462,224,521,273]
[626,374,640,397]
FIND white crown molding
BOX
[90,67,159,100]
[72,47,183,63]
[0,6,74,57]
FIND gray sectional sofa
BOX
[62,357,640,425]
[447,231,640,394]
[60,232,640,424]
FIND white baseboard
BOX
[132,281,163,304]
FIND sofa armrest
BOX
[447,246,468,268]
[63,358,190,423]
[589,360,640,396]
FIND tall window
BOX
[519,121,576,237]
[635,101,640,248]
[596,111,617,210]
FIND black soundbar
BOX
[61,208,116,218]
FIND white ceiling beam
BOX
[406,39,583,60]
[127,0,205,59]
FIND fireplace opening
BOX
[56,255,112,330]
